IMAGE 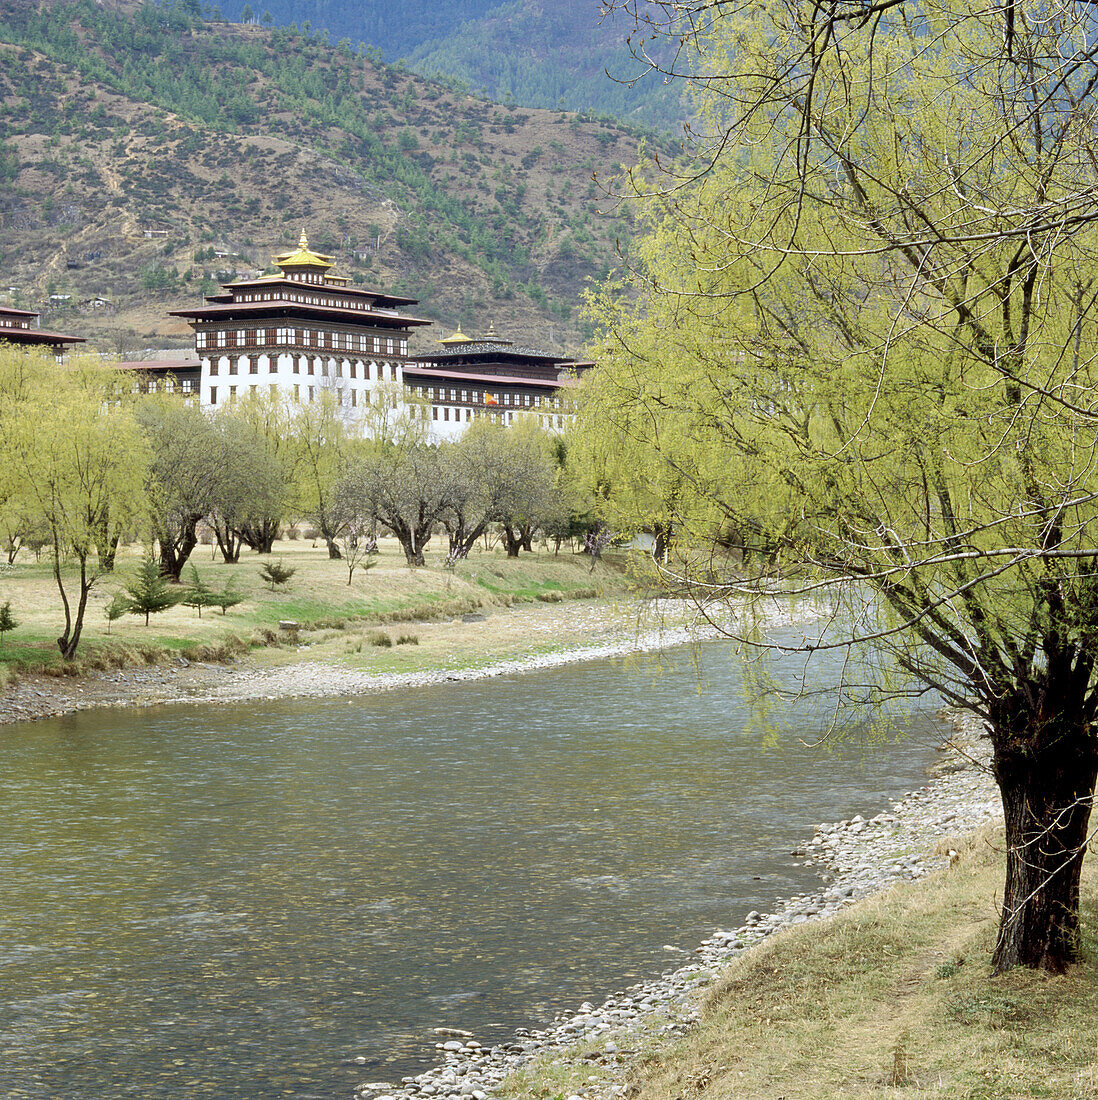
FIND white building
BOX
[170,231,431,413]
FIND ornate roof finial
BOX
[299,228,309,250]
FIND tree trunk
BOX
[214,522,241,564]
[401,540,425,567]
[501,525,522,557]
[239,517,279,554]
[990,717,1098,973]
[158,518,200,583]
[96,533,120,572]
[56,552,92,660]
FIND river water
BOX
[1,638,942,1099]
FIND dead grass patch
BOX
[500,823,1098,1100]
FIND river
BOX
[0,637,942,1098]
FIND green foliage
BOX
[124,552,183,626]
[0,600,17,647]
[0,0,649,328]
[258,558,296,590]
[181,564,220,618]
[213,576,245,615]
[104,592,130,634]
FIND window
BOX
[308,385,315,402]
[443,408,450,421]
[209,360,219,376]
[293,384,300,402]
[461,390,467,403]
[249,358,258,375]
[210,386,217,405]
[524,394,530,407]
[229,359,238,375]
[182,379,194,393]
[351,389,358,407]
[308,359,314,376]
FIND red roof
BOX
[0,325,84,346]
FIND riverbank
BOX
[0,584,822,726]
[347,714,1051,1100]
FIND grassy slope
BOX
[500,825,1098,1100]
[0,538,634,681]
[0,0,660,353]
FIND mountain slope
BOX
[213,0,684,129]
[0,1,661,354]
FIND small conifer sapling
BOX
[259,559,297,590]
[0,600,17,649]
[124,554,182,626]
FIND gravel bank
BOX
[351,712,999,1100]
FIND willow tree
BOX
[0,349,148,658]
[589,1,1098,972]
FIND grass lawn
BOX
[0,536,636,683]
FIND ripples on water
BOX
[0,639,942,1098]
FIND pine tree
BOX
[0,601,17,649]
[258,559,296,590]
[124,553,182,626]
[105,593,130,635]
[182,564,219,619]
[214,577,245,616]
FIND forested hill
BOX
[0,0,663,354]
[213,0,684,130]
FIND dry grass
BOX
[501,825,1098,1100]
[0,537,633,680]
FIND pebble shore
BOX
[353,712,1000,1100]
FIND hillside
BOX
[0,1,663,355]
[212,0,685,130]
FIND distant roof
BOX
[0,325,84,346]
[402,365,578,390]
[116,359,201,372]
[412,342,576,364]
[273,228,333,271]
[438,327,472,345]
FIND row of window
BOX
[429,405,566,429]
[208,383,373,407]
[414,384,563,409]
[236,287,380,311]
[197,329,407,355]
[207,356,399,382]
[128,377,196,395]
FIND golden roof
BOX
[274,229,333,270]
[438,326,473,345]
